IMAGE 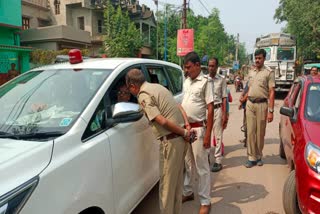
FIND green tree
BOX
[274,0,320,59]
[155,7,247,66]
[103,1,143,57]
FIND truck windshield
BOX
[277,48,294,60]
[0,68,111,138]
[305,83,320,122]
[263,48,271,61]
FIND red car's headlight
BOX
[305,142,320,173]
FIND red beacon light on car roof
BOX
[68,49,83,64]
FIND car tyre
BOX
[279,137,286,159]
[283,170,301,214]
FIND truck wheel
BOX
[283,170,301,214]
[279,137,286,159]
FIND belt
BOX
[214,103,222,109]
[248,97,268,103]
[159,133,181,141]
[189,121,206,128]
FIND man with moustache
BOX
[245,49,275,168]
[182,52,214,214]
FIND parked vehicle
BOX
[255,33,297,92]
[234,75,243,92]
[219,67,234,84]
[302,62,320,75]
[0,50,184,214]
[279,75,320,214]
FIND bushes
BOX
[30,49,89,66]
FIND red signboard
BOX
[177,29,194,56]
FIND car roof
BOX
[304,63,320,69]
[297,75,320,84]
[30,58,181,71]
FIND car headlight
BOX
[0,178,38,214]
[305,142,320,174]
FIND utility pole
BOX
[182,0,187,29]
[164,5,167,61]
[235,33,239,62]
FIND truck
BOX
[255,33,297,92]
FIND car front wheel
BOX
[283,170,301,214]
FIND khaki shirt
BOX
[248,65,275,99]
[181,73,214,123]
[210,74,227,104]
[138,82,184,139]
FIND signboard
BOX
[233,61,239,70]
[177,29,194,56]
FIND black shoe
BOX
[211,163,222,172]
[257,159,263,166]
[244,160,256,168]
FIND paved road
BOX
[132,86,289,214]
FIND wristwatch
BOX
[268,108,274,113]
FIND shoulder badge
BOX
[141,100,146,109]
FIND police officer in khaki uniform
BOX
[245,49,275,168]
[208,58,227,172]
[126,69,193,214]
[182,52,214,214]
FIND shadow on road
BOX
[131,183,160,214]
[265,138,280,145]
[275,92,287,100]
[223,140,286,170]
[211,182,269,214]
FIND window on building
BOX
[98,20,102,33]
[38,19,50,27]
[22,17,30,30]
[78,17,85,30]
[54,0,60,15]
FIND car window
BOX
[108,66,141,106]
[0,69,111,136]
[289,83,301,107]
[145,65,170,90]
[305,83,320,122]
[82,99,106,141]
[166,66,183,95]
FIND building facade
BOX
[0,0,31,84]
[21,0,156,57]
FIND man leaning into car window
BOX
[126,69,195,214]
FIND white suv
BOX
[0,55,184,214]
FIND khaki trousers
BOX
[183,127,211,205]
[210,107,223,164]
[246,101,268,161]
[159,136,187,214]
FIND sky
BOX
[138,0,286,53]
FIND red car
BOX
[279,75,320,214]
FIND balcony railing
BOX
[22,0,49,8]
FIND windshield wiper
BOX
[0,131,65,140]
[0,131,13,135]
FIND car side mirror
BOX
[280,106,294,118]
[107,102,143,126]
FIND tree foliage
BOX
[274,0,320,59]
[103,1,143,57]
[155,7,247,67]
[30,49,89,66]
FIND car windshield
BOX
[0,68,112,138]
[277,48,294,60]
[305,83,320,122]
